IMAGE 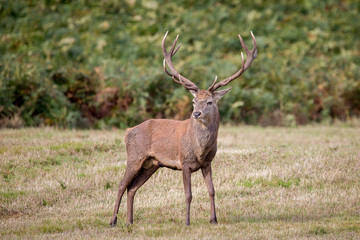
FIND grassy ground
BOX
[0,126,359,239]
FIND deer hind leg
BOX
[126,162,159,225]
[110,164,142,227]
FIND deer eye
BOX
[207,101,213,106]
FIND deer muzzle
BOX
[193,111,201,118]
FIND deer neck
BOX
[189,111,220,158]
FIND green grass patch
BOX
[94,142,119,152]
[309,226,331,235]
[50,142,94,155]
[37,220,67,234]
[1,162,16,182]
[0,190,25,203]
[0,146,9,154]
[143,225,184,238]
[29,157,62,167]
[238,177,301,188]
[104,181,114,189]
[98,165,124,174]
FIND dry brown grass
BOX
[0,126,359,239]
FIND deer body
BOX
[126,119,215,170]
[129,119,217,170]
[110,32,257,226]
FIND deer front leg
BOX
[182,167,192,226]
[201,165,217,224]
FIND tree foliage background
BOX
[0,0,359,128]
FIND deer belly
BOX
[148,152,182,170]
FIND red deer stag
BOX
[110,31,257,226]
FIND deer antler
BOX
[162,31,199,91]
[208,31,257,92]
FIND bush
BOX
[0,0,359,128]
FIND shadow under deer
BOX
[110,31,257,226]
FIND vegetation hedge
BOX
[0,0,359,128]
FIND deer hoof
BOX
[210,219,218,224]
[110,216,117,227]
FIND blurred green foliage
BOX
[0,0,359,128]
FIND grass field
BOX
[0,126,359,239]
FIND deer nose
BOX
[193,111,201,118]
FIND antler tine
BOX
[238,34,249,53]
[162,32,181,83]
[251,31,258,58]
[162,32,199,91]
[172,43,181,56]
[240,31,257,70]
[162,31,169,54]
[169,35,179,55]
[209,32,257,92]
[207,75,218,91]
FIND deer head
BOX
[162,31,257,125]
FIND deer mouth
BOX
[193,114,207,124]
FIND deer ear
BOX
[213,88,231,102]
[189,90,198,98]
